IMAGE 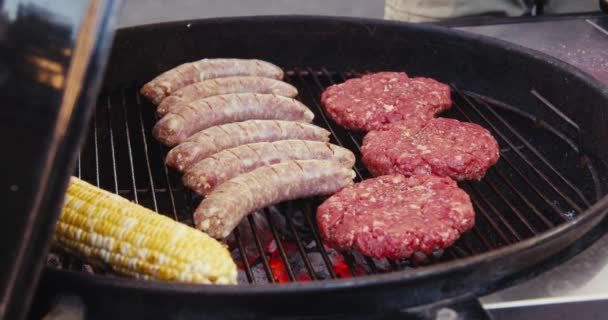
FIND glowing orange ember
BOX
[332,255,353,279]
[269,257,290,283]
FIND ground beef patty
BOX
[321,72,451,131]
[317,174,474,259]
[362,118,499,180]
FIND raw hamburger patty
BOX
[361,118,499,180]
[321,72,451,131]
[317,174,474,259]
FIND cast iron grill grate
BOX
[59,68,600,284]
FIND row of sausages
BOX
[140,58,356,238]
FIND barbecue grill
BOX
[3,6,608,320]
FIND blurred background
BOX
[117,0,384,27]
[117,0,601,28]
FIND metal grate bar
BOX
[302,69,346,141]
[302,203,337,279]
[233,227,254,283]
[492,167,555,228]
[476,101,586,212]
[247,215,276,283]
[110,187,184,195]
[530,90,580,134]
[459,238,477,255]
[134,89,159,212]
[282,211,318,280]
[105,96,119,193]
[455,87,589,209]
[340,253,359,276]
[448,246,469,258]
[93,109,100,187]
[464,186,517,243]
[500,155,571,221]
[363,256,378,274]
[471,226,494,250]
[77,152,81,178]
[286,70,336,139]
[120,89,140,204]
[461,93,579,153]
[446,249,459,259]
[427,250,445,264]
[183,189,199,223]
[481,178,538,235]
[530,88,585,160]
[467,184,523,240]
[147,92,180,221]
[265,210,297,282]
[450,93,558,228]
[453,90,584,214]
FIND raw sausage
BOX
[153,93,314,146]
[165,120,331,172]
[183,140,355,195]
[140,58,284,105]
[156,76,298,116]
[194,160,355,238]
[154,94,314,146]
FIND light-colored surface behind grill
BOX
[117,0,384,27]
[116,0,599,27]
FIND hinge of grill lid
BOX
[0,1,121,319]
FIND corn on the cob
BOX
[53,177,237,284]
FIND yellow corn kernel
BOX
[53,177,237,284]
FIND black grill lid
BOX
[0,1,120,319]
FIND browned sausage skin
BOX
[194,160,355,238]
[183,140,355,195]
[152,93,314,146]
[140,58,284,105]
[156,76,298,116]
[165,120,331,172]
